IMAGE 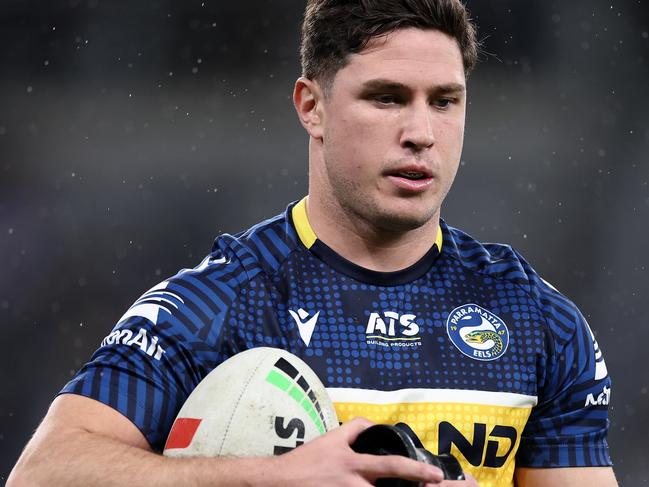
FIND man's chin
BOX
[371,209,437,233]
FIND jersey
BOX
[60,197,612,486]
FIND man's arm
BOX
[515,467,618,487]
[7,394,445,487]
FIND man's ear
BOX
[293,77,325,140]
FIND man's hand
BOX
[270,417,446,486]
[437,473,480,487]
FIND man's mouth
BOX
[385,166,434,192]
[395,171,427,180]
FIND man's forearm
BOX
[9,416,448,487]
[8,428,275,487]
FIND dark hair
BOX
[300,0,479,89]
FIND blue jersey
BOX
[61,198,612,486]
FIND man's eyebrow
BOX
[360,79,408,91]
[435,83,466,95]
[359,79,465,94]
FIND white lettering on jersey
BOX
[101,327,166,360]
[366,312,420,340]
[585,385,610,406]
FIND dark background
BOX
[1,0,648,484]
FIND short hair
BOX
[300,0,480,90]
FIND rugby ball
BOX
[163,347,338,458]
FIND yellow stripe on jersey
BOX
[329,389,535,487]
[291,196,444,253]
[292,197,317,249]
[434,222,443,252]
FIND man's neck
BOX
[305,195,440,273]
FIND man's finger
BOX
[437,472,479,486]
[334,417,375,444]
[357,453,444,484]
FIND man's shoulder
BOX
[441,221,582,326]
[442,221,538,284]
[111,204,302,342]
[170,202,301,289]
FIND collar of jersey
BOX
[290,197,443,286]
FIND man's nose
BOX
[399,101,435,151]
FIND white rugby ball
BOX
[163,347,338,458]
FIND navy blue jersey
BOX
[61,198,612,486]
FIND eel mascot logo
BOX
[446,304,509,361]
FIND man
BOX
[9,1,616,486]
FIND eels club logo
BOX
[446,304,509,361]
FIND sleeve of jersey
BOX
[516,290,613,468]
[58,252,247,452]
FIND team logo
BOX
[446,304,509,361]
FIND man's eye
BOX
[435,98,454,109]
[373,94,399,105]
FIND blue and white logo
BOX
[446,304,509,361]
[117,281,184,326]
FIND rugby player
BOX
[8,1,617,486]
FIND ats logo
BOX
[365,312,422,347]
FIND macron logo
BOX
[289,308,320,347]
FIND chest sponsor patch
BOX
[365,312,422,348]
[446,304,509,361]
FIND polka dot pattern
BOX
[228,248,546,398]
[218,244,546,487]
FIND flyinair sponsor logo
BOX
[101,327,166,361]
[365,312,422,347]
[585,385,611,407]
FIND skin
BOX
[9,27,616,487]
[295,28,466,272]
[8,394,448,486]
[515,467,619,487]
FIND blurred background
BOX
[1,0,647,483]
